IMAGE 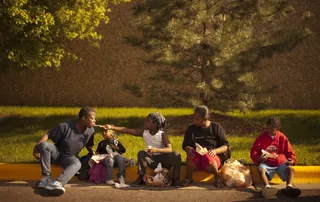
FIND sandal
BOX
[214,179,225,188]
[181,178,194,187]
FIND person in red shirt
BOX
[250,117,301,198]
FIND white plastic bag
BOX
[220,159,252,188]
[143,163,172,186]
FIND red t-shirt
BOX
[250,130,297,167]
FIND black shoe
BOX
[132,175,145,186]
[281,186,301,198]
[261,187,278,198]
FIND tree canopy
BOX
[128,0,311,111]
[0,0,130,70]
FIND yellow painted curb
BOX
[250,166,320,187]
[0,164,319,185]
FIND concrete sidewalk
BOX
[0,163,319,189]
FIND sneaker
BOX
[106,180,115,185]
[261,187,278,198]
[119,175,125,185]
[37,176,52,188]
[45,180,65,196]
[281,186,301,198]
[115,182,130,188]
[132,175,145,186]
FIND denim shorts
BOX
[259,163,288,182]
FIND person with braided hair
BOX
[102,112,182,187]
[250,117,301,198]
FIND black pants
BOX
[137,150,181,180]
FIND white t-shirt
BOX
[143,130,164,155]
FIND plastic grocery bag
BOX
[220,159,252,188]
[143,163,172,186]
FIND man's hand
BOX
[286,158,295,166]
[208,149,217,157]
[109,144,119,151]
[33,146,41,160]
[102,124,112,131]
[259,153,269,163]
[185,146,195,159]
[268,153,278,159]
[147,146,157,155]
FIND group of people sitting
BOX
[32,106,301,198]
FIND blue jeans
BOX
[37,142,81,186]
[259,163,289,182]
[103,154,126,181]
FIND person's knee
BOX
[115,155,125,164]
[74,160,82,171]
[37,141,52,152]
[258,167,266,174]
[137,150,147,159]
[174,151,181,160]
[286,166,295,174]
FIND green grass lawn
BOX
[0,107,319,165]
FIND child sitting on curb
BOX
[96,130,129,188]
[102,112,182,187]
[250,117,301,198]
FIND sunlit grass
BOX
[0,107,319,165]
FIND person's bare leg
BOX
[186,160,197,182]
[205,162,224,188]
[286,166,295,186]
[281,166,301,197]
[259,167,270,187]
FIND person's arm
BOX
[116,141,126,154]
[33,134,49,160]
[182,126,195,158]
[209,123,228,156]
[250,136,263,165]
[149,132,172,154]
[103,124,144,137]
[86,132,95,155]
[284,136,297,165]
[86,146,95,155]
[182,126,195,151]
[96,141,102,154]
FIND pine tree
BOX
[128,0,311,111]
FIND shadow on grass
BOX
[0,114,319,146]
[0,115,145,137]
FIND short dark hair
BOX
[267,117,281,130]
[194,105,210,119]
[78,107,95,120]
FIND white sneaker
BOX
[115,182,130,188]
[45,180,65,196]
[37,176,51,188]
[115,176,129,188]
[119,176,125,184]
[106,180,115,185]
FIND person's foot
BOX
[37,176,51,188]
[106,180,116,185]
[214,179,225,188]
[115,175,130,188]
[172,178,181,187]
[260,186,278,198]
[181,178,193,187]
[45,180,65,196]
[132,175,145,186]
[281,186,301,198]
[119,175,125,185]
